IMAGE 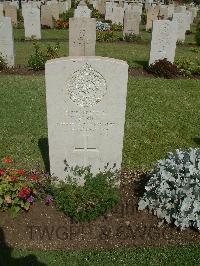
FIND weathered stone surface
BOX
[123,8,140,35]
[149,20,177,65]
[112,6,124,25]
[45,56,128,184]
[0,3,3,17]
[105,2,114,21]
[74,1,91,18]
[159,5,169,19]
[185,11,192,31]
[41,5,53,28]
[0,17,14,67]
[4,5,17,26]
[48,2,60,20]
[69,18,96,56]
[23,6,41,40]
[173,12,187,41]
[146,5,159,31]
[59,1,69,14]
[167,4,174,18]
[175,5,186,13]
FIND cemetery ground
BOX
[1,23,200,264]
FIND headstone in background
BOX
[96,0,106,15]
[185,10,192,31]
[159,5,169,19]
[0,3,3,17]
[167,4,174,18]
[24,6,41,40]
[41,5,54,28]
[175,5,186,13]
[189,7,198,22]
[173,13,187,42]
[146,5,159,31]
[4,5,17,26]
[123,8,140,35]
[74,0,91,18]
[45,57,128,184]
[69,17,96,56]
[67,0,72,9]
[149,20,177,65]
[49,2,60,21]
[105,2,113,21]
[0,17,14,67]
[112,6,124,25]
[59,1,69,14]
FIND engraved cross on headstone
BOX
[73,135,99,167]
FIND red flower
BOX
[2,157,12,164]
[9,176,18,182]
[0,169,5,176]
[30,175,38,182]
[16,169,25,175]
[18,187,31,199]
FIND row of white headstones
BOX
[0,4,198,68]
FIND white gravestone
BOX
[149,20,177,65]
[123,8,140,35]
[41,5,54,28]
[173,13,187,42]
[175,5,186,13]
[112,6,124,25]
[59,1,69,14]
[159,5,169,19]
[74,1,91,18]
[105,2,113,21]
[185,11,192,31]
[0,17,14,67]
[167,4,174,18]
[5,5,17,26]
[24,6,41,40]
[0,3,3,17]
[146,5,159,31]
[69,18,96,56]
[45,57,128,184]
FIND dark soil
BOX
[1,172,200,251]
[0,67,44,76]
[1,67,199,80]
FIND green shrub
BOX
[195,20,200,46]
[175,57,200,76]
[50,165,120,222]
[141,11,147,25]
[123,33,141,42]
[96,30,122,42]
[96,30,114,42]
[111,23,123,31]
[147,58,180,79]
[28,42,60,71]
[59,8,74,21]
[138,148,200,230]
[91,8,104,19]
[0,53,8,70]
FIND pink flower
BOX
[0,169,5,176]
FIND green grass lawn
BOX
[1,245,200,265]
[15,40,200,68]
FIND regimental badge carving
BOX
[66,63,107,108]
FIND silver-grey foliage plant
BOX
[138,148,200,230]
